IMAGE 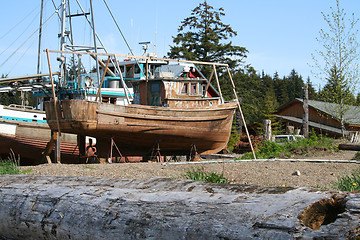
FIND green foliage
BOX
[241,134,336,159]
[312,0,359,136]
[227,123,241,152]
[335,168,360,192]
[183,167,229,183]
[168,1,247,77]
[353,152,360,160]
[0,159,21,175]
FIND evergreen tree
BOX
[319,65,355,105]
[306,77,318,100]
[168,1,247,77]
[273,72,289,105]
[287,69,304,101]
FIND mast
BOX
[37,0,44,75]
[59,0,67,87]
[90,0,101,101]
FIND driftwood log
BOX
[338,143,360,151]
[0,175,359,239]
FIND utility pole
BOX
[303,84,309,138]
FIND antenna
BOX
[154,8,158,54]
[139,41,151,56]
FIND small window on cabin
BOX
[126,65,134,78]
[150,82,160,92]
[181,83,188,94]
[202,84,207,95]
[191,83,197,94]
[134,64,141,74]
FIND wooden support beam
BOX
[42,132,56,164]
[47,49,229,67]
[226,66,256,159]
[89,52,116,77]
[46,49,61,163]
[95,56,111,102]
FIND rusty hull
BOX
[45,100,237,157]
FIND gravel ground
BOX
[19,150,360,190]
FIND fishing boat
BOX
[42,0,246,161]
[44,46,239,160]
[2,0,253,162]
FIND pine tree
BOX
[306,77,318,100]
[273,72,289,106]
[168,1,247,78]
[287,69,304,101]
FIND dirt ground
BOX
[19,149,360,190]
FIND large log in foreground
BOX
[0,175,359,239]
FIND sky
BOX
[0,0,359,90]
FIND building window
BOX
[191,83,197,94]
[181,83,188,94]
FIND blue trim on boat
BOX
[1,116,47,123]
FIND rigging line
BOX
[75,0,107,51]
[0,8,41,57]
[0,4,40,41]
[0,10,58,69]
[102,0,147,78]
[7,38,38,76]
[102,0,134,56]
[74,0,120,75]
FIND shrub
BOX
[0,158,21,175]
[335,168,360,192]
[183,167,229,183]
[241,135,336,159]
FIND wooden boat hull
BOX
[45,100,237,157]
[0,120,80,165]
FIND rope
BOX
[0,9,40,57]
[6,38,38,76]
[0,5,39,41]
[102,0,135,56]
[0,8,59,69]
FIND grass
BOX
[183,167,229,183]
[241,133,337,159]
[0,158,21,175]
[335,168,360,192]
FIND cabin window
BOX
[134,64,141,74]
[191,83,197,94]
[126,65,134,78]
[150,82,160,92]
[202,84,207,95]
[181,83,188,94]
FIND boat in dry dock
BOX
[45,95,237,157]
[44,50,238,158]
[1,0,252,162]
[42,0,245,161]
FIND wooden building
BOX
[276,98,360,138]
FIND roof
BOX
[275,115,349,135]
[159,63,206,79]
[293,98,360,125]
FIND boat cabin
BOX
[103,59,221,108]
